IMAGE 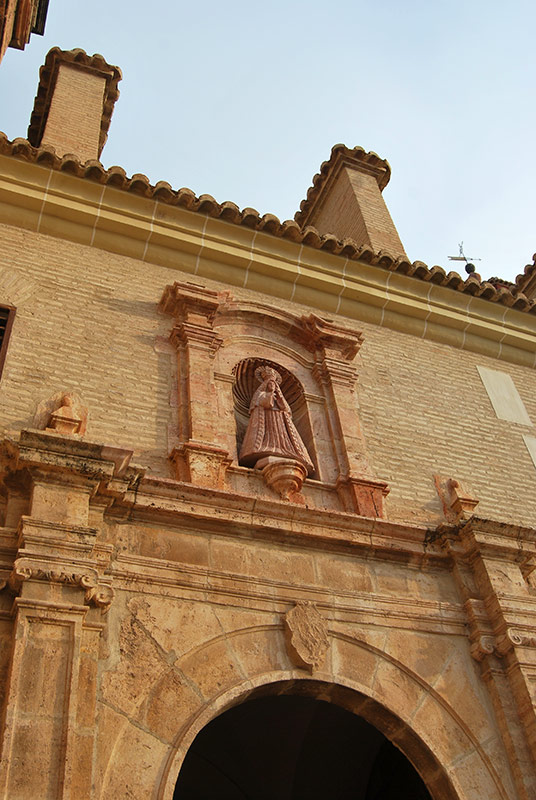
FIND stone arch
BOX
[128,625,512,800]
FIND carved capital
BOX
[170,322,223,355]
[299,314,363,360]
[84,582,115,612]
[159,281,221,326]
[9,559,99,591]
[8,558,114,612]
[496,628,536,656]
[470,635,497,662]
[312,358,358,389]
[284,601,329,671]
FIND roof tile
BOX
[0,130,532,314]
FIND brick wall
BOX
[0,219,535,526]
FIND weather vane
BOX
[448,242,481,274]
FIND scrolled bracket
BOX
[84,582,115,613]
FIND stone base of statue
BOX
[256,456,307,502]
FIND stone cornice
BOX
[109,554,467,635]
[108,473,445,565]
[1,154,536,367]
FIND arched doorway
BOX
[174,693,432,799]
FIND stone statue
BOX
[239,365,314,474]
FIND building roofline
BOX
[0,131,532,317]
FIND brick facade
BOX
[0,48,535,799]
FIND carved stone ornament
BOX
[446,478,479,520]
[34,390,88,436]
[284,601,329,671]
[495,628,536,655]
[470,628,536,662]
[470,635,496,662]
[258,457,308,502]
[239,365,313,472]
[9,560,114,613]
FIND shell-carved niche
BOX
[160,282,389,515]
[233,358,318,500]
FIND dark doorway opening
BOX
[174,694,432,800]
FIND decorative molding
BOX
[311,359,358,389]
[1,152,535,369]
[159,282,221,323]
[284,600,329,670]
[299,314,364,360]
[496,628,536,656]
[259,457,307,503]
[9,559,114,612]
[470,635,497,662]
[170,323,223,356]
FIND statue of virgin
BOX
[239,365,313,474]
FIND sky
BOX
[0,0,534,283]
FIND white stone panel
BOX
[477,366,532,425]
[523,435,536,469]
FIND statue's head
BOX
[255,365,282,385]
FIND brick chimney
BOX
[295,144,407,260]
[27,47,121,162]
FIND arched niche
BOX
[232,357,319,479]
[173,690,432,799]
[167,679,458,800]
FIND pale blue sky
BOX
[1,0,534,282]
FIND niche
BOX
[232,357,318,480]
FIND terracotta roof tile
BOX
[0,131,533,315]
[515,255,536,300]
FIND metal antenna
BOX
[448,242,482,274]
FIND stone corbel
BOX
[470,634,497,662]
[495,628,536,656]
[257,457,307,503]
[82,579,115,612]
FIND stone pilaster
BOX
[302,314,389,517]
[0,430,138,800]
[160,282,231,487]
[441,519,536,800]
